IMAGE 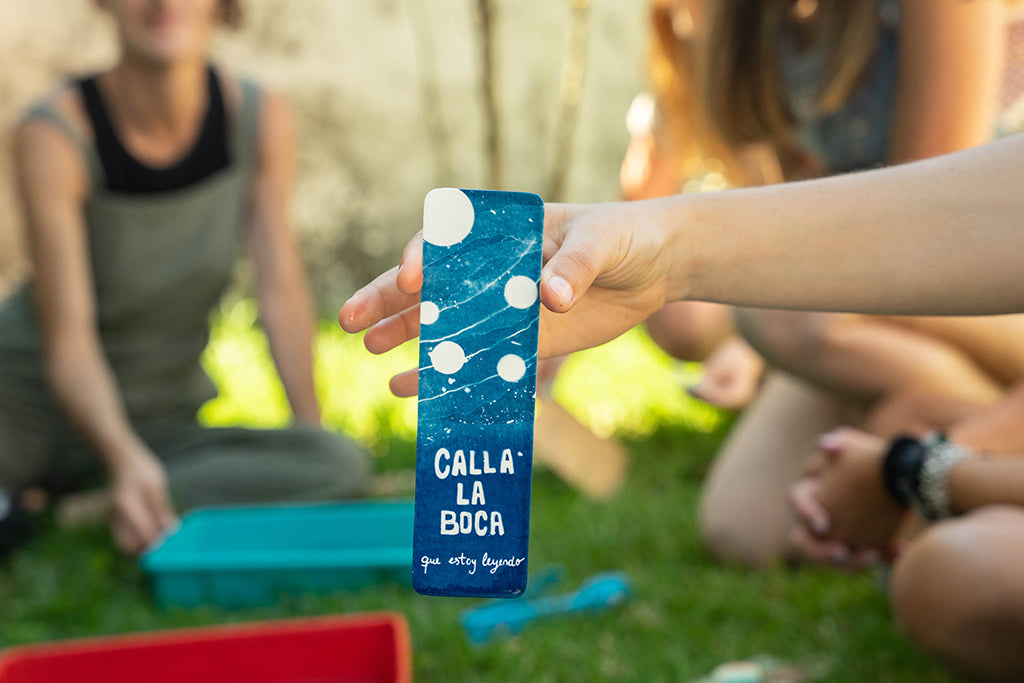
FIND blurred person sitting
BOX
[0,0,369,556]
[788,399,1024,683]
[624,0,1019,569]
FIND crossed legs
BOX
[890,506,1024,683]
[699,310,1024,567]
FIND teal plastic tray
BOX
[141,500,414,609]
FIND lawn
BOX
[0,298,954,682]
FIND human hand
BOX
[108,447,178,555]
[789,478,884,572]
[788,428,905,567]
[339,201,681,396]
[687,336,765,410]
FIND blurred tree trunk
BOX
[547,0,591,202]
[407,0,454,186]
[475,0,503,189]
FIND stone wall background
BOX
[0,1,647,311]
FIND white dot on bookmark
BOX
[430,341,467,375]
[504,276,537,309]
[423,188,475,247]
[497,354,527,382]
[420,301,440,325]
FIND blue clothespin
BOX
[461,571,633,644]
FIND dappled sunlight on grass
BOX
[198,298,291,429]
[1,298,952,681]
[553,327,727,439]
[199,299,728,450]
[315,329,418,446]
[198,297,418,451]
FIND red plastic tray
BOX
[0,612,411,683]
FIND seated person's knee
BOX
[300,428,371,498]
[890,507,1023,655]
[698,492,787,569]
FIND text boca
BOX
[440,509,505,536]
[433,447,522,537]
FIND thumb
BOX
[539,224,606,313]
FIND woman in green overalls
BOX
[0,0,369,555]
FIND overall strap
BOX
[879,0,901,27]
[234,78,262,169]
[21,101,106,192]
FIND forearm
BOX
[260,287,321,424]
[246,91,321,424]
[948,384,1024,454]
[673,134,1024,315]
[45,338,146,470]
[948,454,1024,513]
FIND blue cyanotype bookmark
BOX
[413,188,544,598]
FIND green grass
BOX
[0,298,954,681]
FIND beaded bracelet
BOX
[881,434,971,520]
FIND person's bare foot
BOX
[688,337,765,410]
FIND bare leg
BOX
[736,309,1003,427]
[702,311,1009,569]
[698,372,844,568]
[890,506,1024,683]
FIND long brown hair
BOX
[220,0,243,29]
[651,0,879,182]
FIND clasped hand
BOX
[788,427,907,570]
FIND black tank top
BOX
[78,66,231,193]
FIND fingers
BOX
[111,476,177,555]
[816,426,884,456]
[147,481,178,531]
[800,448,829,477]
[790,525,850,565]
[339,265,417,334]
[789,476,884,572]
[112,517,142,556]
[539,206,605,313]
[789,478,831,536]
[687,372,753,411]
[389,367,418,398]
[817,428,851,455]
[340,232,425,334]
[363,306,421,355]
[790,526,882,572]
[397,232,424,294]
[111,491,158,555]
[540,234,600,313]
[851,547,884,570]
[805,426,866,476]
